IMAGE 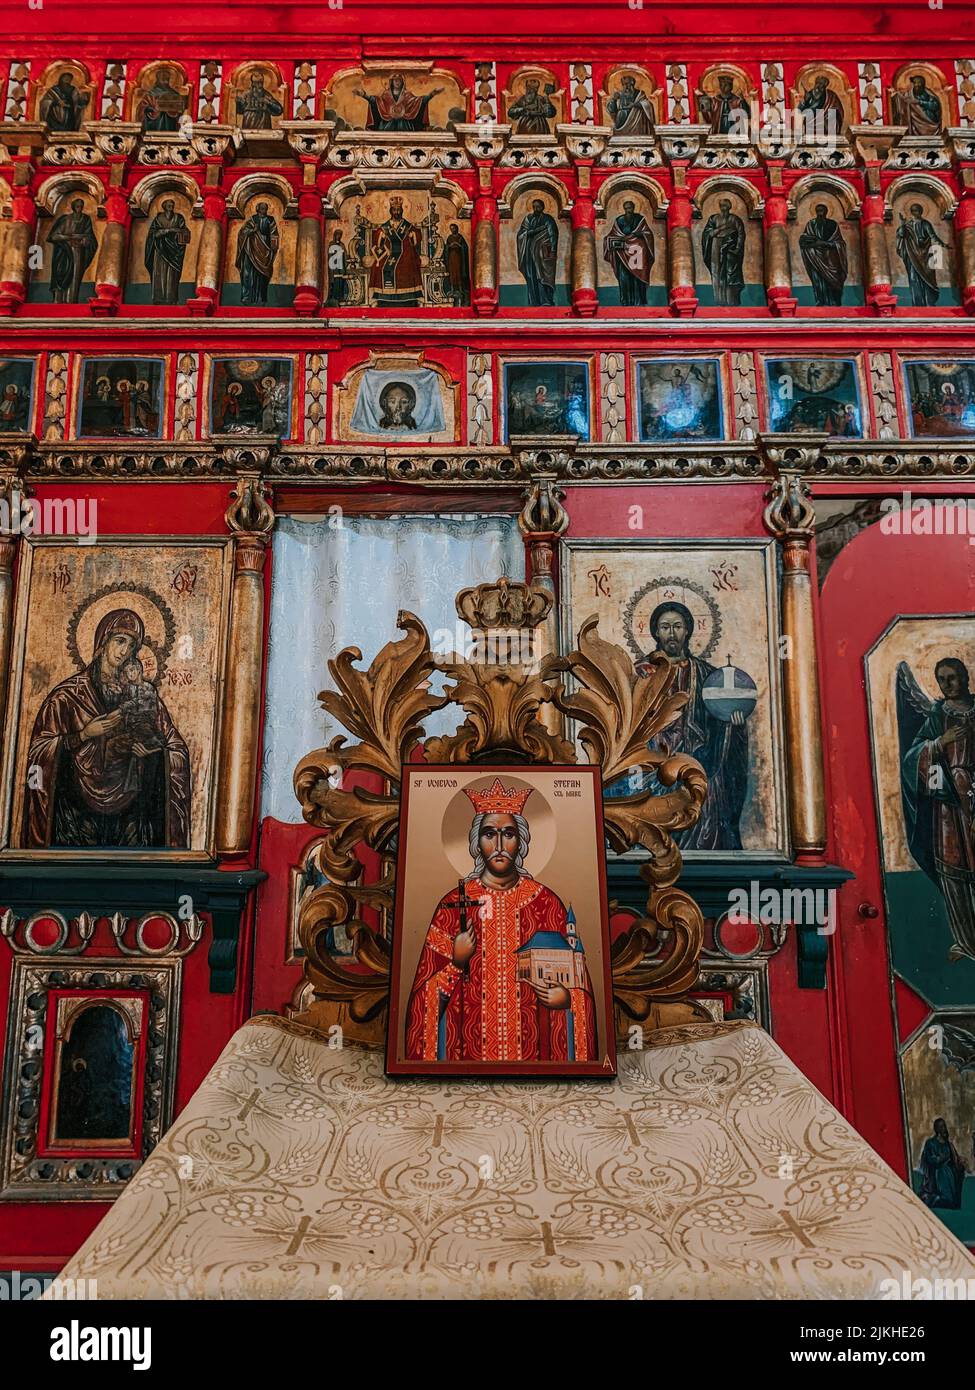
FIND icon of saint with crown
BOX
[404,778,596,1063]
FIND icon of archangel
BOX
[897,657,975,962]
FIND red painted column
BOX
[89,185,131,317]
[0,180,37,315]
[471,167,499,317]
[570,164,598,318]
[861,181,898,316]
[667,167,698,317]
[187,184,227,317]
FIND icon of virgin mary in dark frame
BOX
[22,607,190,849]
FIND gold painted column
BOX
[560,125,609,319]
[90,185,131,317]
[457,125,510,316]
[569,173,598,318]
[860,185,897,316]
[294,190,323,317]
[217,473,275,857]
[666,166,698,317]
[949,133,975,314]
[850,128,902,315]
[762,455,827,863]
[472,169,500,317]
[763,163,797,317]
[188,184,227,318]
[519,478,569,734]
[0,169,37,315]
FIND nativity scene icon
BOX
[404,777,597,1065]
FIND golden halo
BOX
[66,582,175,682]
[440,775,557,881]
[624,575,722,663]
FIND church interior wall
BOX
[1,9,975,1271]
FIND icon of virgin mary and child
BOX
[22,608,190,849]
[404,778,597,1064]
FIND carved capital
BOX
[518,478,569,540]
[189,124,238,161]
[454,122,511,161]
[556,122,612,162]
[656,122,710,162]
[281,119,335,161]
[225,472,275,539]
[849,122,907,165]
[947,126,975,166]
[758,432,828,483]
[86,119,141,161]
[763,469,816,542]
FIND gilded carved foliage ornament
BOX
[291,580,709,1042]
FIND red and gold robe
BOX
[404,878,596,1063]
[369,217,423,300]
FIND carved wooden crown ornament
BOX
[290,579,710,1047]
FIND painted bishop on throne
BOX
[404,778,597,1063]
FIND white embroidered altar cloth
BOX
[54,1017,975,1299]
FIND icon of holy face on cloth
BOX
[403,777,598,1065]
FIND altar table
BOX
[54,1016,975,1299]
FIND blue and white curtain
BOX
[259,513,524,823]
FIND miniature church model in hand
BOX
[516,907,588,989]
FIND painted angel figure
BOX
[896,657,975,962]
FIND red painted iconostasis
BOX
[0,0,974,1269]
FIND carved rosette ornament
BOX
[291,580,709,1046]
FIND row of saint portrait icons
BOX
[19,58,962,142]
[24,180,965,312]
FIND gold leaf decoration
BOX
[290,581,708,1046]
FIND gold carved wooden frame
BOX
[290,578,710,1048]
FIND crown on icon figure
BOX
[464,777,533,817]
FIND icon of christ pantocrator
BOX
[404,778,598,1063]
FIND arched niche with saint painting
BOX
[324,179,471,311]
[127,61,192,134]
[595,175,668,308]
[126,175,201,307]
[32,60,93,134]
[692,178,766,309]
[222,176,298,309]
[499,175,571,309]
[323,64,468,133]
[502,65,564,139]
[885,176,959,309]
[598,65,662,141]
[28,174,104,306]
[790,62,855,144]
[888,62,951,139]
[225,61,287,135]
[788,175,864,308]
